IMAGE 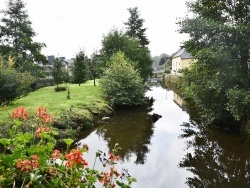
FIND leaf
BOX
[63,138,74,146]
[51,130,59,136]
[13,120,22,127]
[0,138,10,146]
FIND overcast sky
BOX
[0,0,190,59]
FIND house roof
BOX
[173,48,193,59]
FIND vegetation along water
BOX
[0,0,249,187]
[76,84,250,187]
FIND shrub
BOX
[0,106,136,187]
[54,86,67,92]
[0,56,34,103]
[99,51,146,107]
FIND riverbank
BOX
[163,73,184,95]
[0,80,114,139]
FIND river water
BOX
[76,85,250,188]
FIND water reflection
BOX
[95,104,154,164]
[178,122,250,187]
[173,92,186,111]
[76,86,192,187]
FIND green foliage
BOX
[152,53,170,68]
[18,59,46,79]
[124,7,149,47]
[54,86,67,92]
[227,89,250,121]
[0,0,48,68]
[164,69,171,74]
[100,29,152,82]
[71,50,88,86]
[52,58,67,88]
[99,51,146,107]
[179,0,250,128]
[86,51,102,86]
[0,56,34,103]
[0,107,136,187]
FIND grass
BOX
[0,80,112,125]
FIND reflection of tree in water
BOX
[178,122,250,187]
[96,103,154,165]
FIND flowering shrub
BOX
[0,106,136,187]
[12,106,29,120]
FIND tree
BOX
[179,0,250,129]
[52,58,67,88]
[100,29,152,82]
[71,50,88,86]
[99,51,145,107]
[0,0,48,68]
[124,7,149,47]
[87,51,101,86]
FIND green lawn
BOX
[0,80,108,125]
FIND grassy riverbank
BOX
[0,80,113,127]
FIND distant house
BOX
[45,55,73,78]
[171,48,194,74]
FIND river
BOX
[76,85,250,188]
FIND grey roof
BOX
[173,48,193,59]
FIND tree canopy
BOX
[179,0,250,129]
[0,0,48,67]
[124,7,149,48]
[71,51,89,86]
[52,58,67,88]
[100,29,152,82]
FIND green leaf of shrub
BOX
[63,138,74,146]
[0,138,10,146]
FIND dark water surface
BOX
[76,86,250,188]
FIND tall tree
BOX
[71,50,88,86]
[179,0,250,129]
[100,29,152,82]
[0,0,48,68]
[124,7,149,47]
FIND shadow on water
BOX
[77,96,156,165]
[178,122,250,187]
[95,104,155,165]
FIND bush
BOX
[99,51,146,107]
[0,106,136,187]
[0,56,34,103]
[0,64,21,103]
[54,86,67,92]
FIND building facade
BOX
[171,48,194,74]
